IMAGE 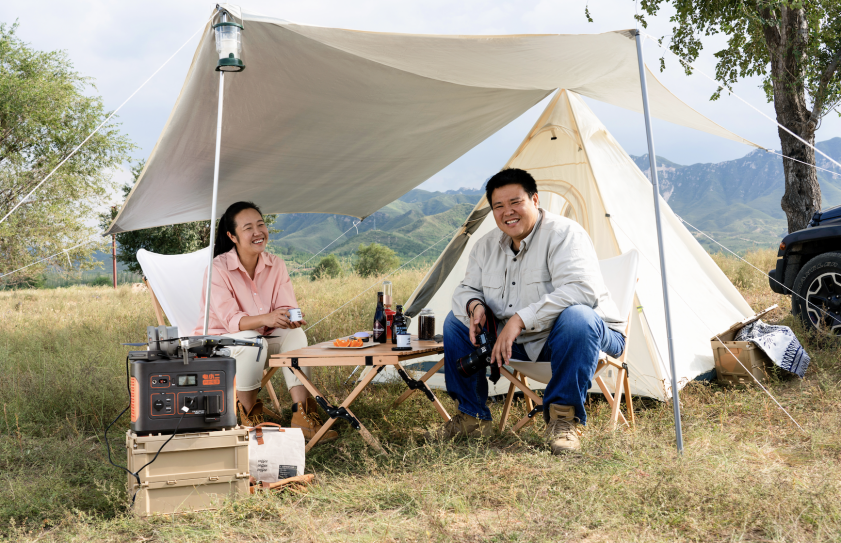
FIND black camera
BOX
[456,331,495,378]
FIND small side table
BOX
[268,337,449,453]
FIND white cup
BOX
[288,308,303,322]
[396,334,411,348]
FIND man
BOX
[430,168,626,453]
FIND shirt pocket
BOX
[526,269,553,301]
[481,272,505,315]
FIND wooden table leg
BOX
[263,369,283,415]
[292,365,387,454]
[391,357,445,409]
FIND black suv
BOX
[770,204,841,333]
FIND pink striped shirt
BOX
[193,248,298,336]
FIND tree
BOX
[310,254,342,281]
[634,0,841,232]
[0,22,133,287]
[355,242,399,278]
[101,160,279,274]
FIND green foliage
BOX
[310,254,342,281]
[102,161,277,274]
[0,22,133,288]
[634,0,841,117]
[88,275,111,287]
[355,242,400,278]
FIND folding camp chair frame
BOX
[498,293,637,433]
[143,278,286,420]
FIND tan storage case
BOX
[126,427,249,517]
[710,306,776,386]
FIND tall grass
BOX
[1,258,840,541]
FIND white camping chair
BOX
[136,248,285,419]
[498,249,640,432]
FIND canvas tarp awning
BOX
[106,5,760,234]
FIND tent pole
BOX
[202,70,225,335]
[634,31,684,454]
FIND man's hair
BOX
[485,168,538,205]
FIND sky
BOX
[3,0,840,197]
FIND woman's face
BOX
[228,208,268,257]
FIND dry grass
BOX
[1,257,841,542]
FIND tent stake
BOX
[203,70,225,335]
[634,31,684,454]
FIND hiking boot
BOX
[237,398,264,427]
[545,404,581,454]
[425,412,493,441]
[291,398,338,443]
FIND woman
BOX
[194,201,336,442]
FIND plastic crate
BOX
[126,427,249,517]
[710,306,776,387]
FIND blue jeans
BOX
[443,306,625,425]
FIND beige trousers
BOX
[224,328,310,392]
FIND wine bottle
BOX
[373,292,387,343]
[391,305,407,343]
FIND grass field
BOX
[1,251,840,542]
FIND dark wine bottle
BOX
[391,305,407,343]
[373,292,387,343]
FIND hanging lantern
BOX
[213,10,245,72]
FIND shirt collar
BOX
[498,209,544,254]
[225,248,273,275]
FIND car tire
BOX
[792,252,841,334]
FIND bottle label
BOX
[373,321,385,341]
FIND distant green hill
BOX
[271,188,483,268]
[631,137,841,253]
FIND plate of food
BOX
[326,335,378,349]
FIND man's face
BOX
[490,184,540,244]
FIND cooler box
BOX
[126,427,249,517]
[710,306,776,386]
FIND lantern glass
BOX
[215,25,241,60]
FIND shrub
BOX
[355,243,400,278]
[89,276,112,287]
[311,254,342,281]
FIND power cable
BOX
[0,15,213,227]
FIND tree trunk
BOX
[764,6,821,233]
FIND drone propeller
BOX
[122,342,148,347]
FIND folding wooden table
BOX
[268,337,450,453]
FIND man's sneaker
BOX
[545,404,581,454]
[425,412,493,441]
[291,398,339,443]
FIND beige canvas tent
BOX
[402,90,755,400]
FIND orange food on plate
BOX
[333,338,350,347]
[349,338,363,347]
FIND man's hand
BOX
[468,302,487,346]
[265,308,307,329]
[490,313,524,367]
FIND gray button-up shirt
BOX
[452,209,625,361]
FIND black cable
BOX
[103,356,189,505]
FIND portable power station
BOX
[126,328,263,434]
[129,353,236,433]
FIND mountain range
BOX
[270,138,841,263]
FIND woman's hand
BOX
[265,308,307,329]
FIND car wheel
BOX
[792,252,841,334]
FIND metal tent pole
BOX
[634,31,684,453]
[202,70,225,335]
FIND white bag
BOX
[248,423,305,484]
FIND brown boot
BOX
[545,404,581,454]
[237,398,264,427]
[291,398,338,443]
[424,412,493,441]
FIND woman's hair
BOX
[213,201,264,257]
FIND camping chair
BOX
[136,248,285,420]
[498,249,640,433]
